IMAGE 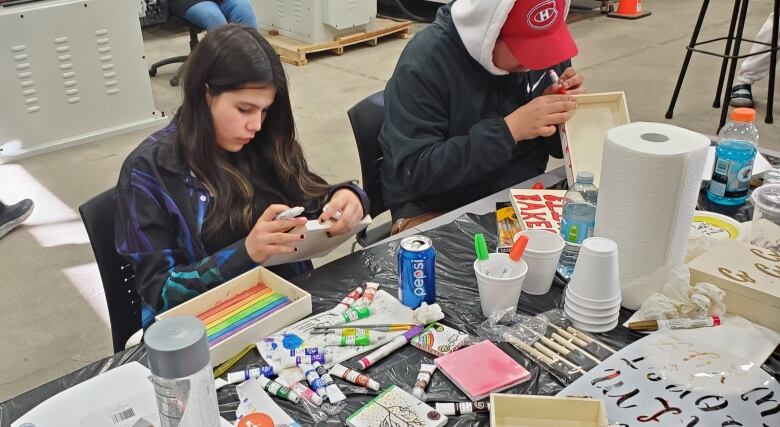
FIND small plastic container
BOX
[749,184,780,250]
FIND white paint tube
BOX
[256,375,299,403]
[272,347,326,360]
[312,361,346,403]
[435,401,491,415]
[332,287,363,314]
[289,381,323,406]
[226,365,277,384]
[299,363,328,399]
[324,332,386,347]
[280,353,330,369]
[329,363,380,391]
[357,282,380,306]
[412,364,437,400]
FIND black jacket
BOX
[379,5,567,220]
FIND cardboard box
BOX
[157,266,312,366]
[490,394,609,427]
[561,92,630,187]
[688,239,780,332]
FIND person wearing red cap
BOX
[379,0,584,233]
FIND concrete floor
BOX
[1,0,778,403]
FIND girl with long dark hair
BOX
[115,25,367,327]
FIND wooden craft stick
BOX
[566,326,616,353]
[551,333,602,364]
[533,342,579,370]
[507,337,555,366]
[548,323,588,347]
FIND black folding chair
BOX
[347,91,392,250]
[79,188,141,353]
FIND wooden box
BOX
[490,394,609,427]
[561,92,630,187]
[157,266,312,366]
[688,239,780,332]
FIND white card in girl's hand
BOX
[262,216,372,266]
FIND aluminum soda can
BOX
[397,235,436,308]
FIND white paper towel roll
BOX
[594,122,709,309]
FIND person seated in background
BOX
[0,199,34,240]
[174,0,258,31]
[115,25,368,328]
[730,13,777,108]
[379,0,584,234]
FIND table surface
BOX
[2,156,779,426]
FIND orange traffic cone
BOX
[608,0,651,19]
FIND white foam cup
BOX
[474,253,528,318]
[567,237,621,302]
[513,230,565,295]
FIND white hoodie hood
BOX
[451,0,570,76]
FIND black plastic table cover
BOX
[2,211,779,427]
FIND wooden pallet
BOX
[263,18,413,66]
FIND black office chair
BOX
[148,18,203,87]
[348,91,392,251]
[79,188,142,354]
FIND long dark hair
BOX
[177,24,330,243]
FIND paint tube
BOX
[226,364,278,384]
[330,327,372,337]
[331,305,372,326]
[273,347,326,359]
[331,287,363,314]
[412,364,436,400]
[312,361,346,403]
[300,363,328,399]
[435,401,490,416]
[280,353,330,369]
[356,282,379,306]
[324,333,386,347]
[256,375,299,403]
[358,325,425,370]
[329,364,380,391]
[289,381,323,406]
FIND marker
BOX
[274,206,305,220]
[474,234,491,277]
[547,69,568,94]
[629,316,721,332]
[358,325,425,370]
[500,234,528,278]
[329,364,380,390]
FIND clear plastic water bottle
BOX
[556,171,599,281]
[707,108,759,206]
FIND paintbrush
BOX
[506,337,586,380]
[313,323,415,330]
[545,310,616,357]
[519,325,598,370]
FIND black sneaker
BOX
[0,199,34,240]
[730,83,754,107]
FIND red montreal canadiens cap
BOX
[499,0,579,70]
